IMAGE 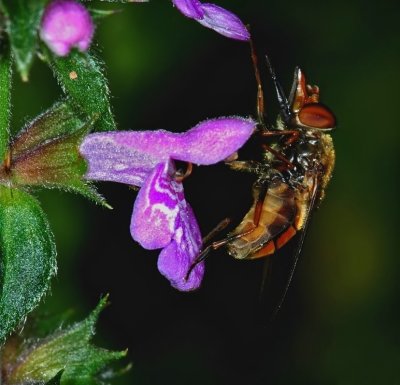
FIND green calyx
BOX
[0,100,109,208]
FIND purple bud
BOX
[172,0,250,41]
[197,3,250,41]
[40,0,94,56]
[173,0,204,19]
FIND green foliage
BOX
[6,297,127,385]
[46,371,64,385]
[46,49,116,132]
[1,0,46,81]
[89,8,121,20]
[9,100,110,207]
[0,36,11,161]
[0,186,57,344]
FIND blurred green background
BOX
[10,0,400,384]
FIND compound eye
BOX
[298,103,336,129]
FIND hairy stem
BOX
[0,34,11,162]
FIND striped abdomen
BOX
[227,179,310,260]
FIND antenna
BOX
[264,55,291,123]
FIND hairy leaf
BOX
[1,0,46,81]
[7,297,127,385]
[47,49,116,132]
[46,370,64,385]
[0,36,11,161]
[0,186,57,344]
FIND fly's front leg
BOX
[225,160,263,174]
[260,129,300,146]
[261,144,295,171]
[259,130,300,170]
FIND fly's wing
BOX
[258,175,319,321]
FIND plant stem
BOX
[0,35,11,162]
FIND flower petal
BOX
[157,196,204,291]
[80,117,255,185]
[130,161,179,249]
[172,116,255,165]
[197,3,250,41]
[130,159,204,290]
[172,0,204,19]
[80,131,171,186]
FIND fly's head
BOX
[288,68,336,132]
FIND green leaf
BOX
[88,8,121,20]
[1,0,47,81]
[46,370,64,385]
[0,36,11,161]
[0,186,57,344]
[46,49,116,132]
[7,297,127,385]
[9,100,110,208]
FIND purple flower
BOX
[172,0,250,41]
[80,117,255,290]
[40,0,94,56]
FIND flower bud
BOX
[40,0,94,56]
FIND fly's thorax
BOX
[318,132,335,190]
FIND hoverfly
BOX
[188,43,336,309]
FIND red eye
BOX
[298,103,336,129]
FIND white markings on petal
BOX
[150,203,179,234]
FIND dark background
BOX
[11,0,400,384]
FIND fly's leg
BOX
[185,227,256,280]
[173,162,193,182]
[261,144,295,170]
[186,184,268,280]
[260,129,300,146]
[249,38,265,126]
[186,226,261,280]
[225,159,263,173]
[259,130,302,170]
[202,218,231,245]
